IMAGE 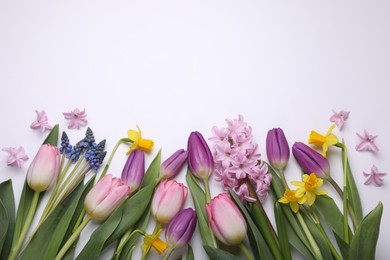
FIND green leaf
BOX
[185,169,215,247]
[140,149,161,188]
[275,202,292,260]
[0,180,15,260]
[346,158,363,226]
[228,189,273,260]
[348,202,383,260]
[284,219,316,260]
[43,124,59,146]
[203,245,240,260]
[186,244,194,260]
[20,178,94,260]
[0,200,9,254]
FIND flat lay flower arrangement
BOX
[0,109,385,260]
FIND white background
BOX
[1,1,389,259]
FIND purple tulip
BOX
[266,128,290,171]
[121,150,145,192]
[165,208,197,248]
[187,131,214,180]
[292,142,330,179]
[160,149,188,180]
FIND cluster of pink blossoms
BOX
[210,115,272,203]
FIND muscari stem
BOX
[8,191,40,260]
[55,215,92,260]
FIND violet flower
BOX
[160,149,188,180]
[266,128,290,172]
[292,142,330,179]
[2,146,29,168]
[165,208,197,248]
[187,131,214,180]
[329,110,350,130]
[63,108,88,129]
[356,130,379,152]
[30,110,52,132]
[121,149,145,192]
[363,165,386,186]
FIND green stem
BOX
[239,243,253,260]
[315,222,342,260]
[55,215,91,260]
[162,245,175,260]
[114,229,146,260]
[99,138,131,181]
[341,140,349,243]
[296,212,323,260]
[202,177,218,248]
[141,222,162,260]
[279,169,288,189]
[9,191,40,260]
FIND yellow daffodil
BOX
[127,125,154,155]
[141,229,168,255]
[308,124,339,157]
[291,173,328,206]
[278,189,305,213]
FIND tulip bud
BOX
[121,149,145,191]
[187,131,214,180]
[292,142,330,179]
[266,128,290,171]
[84,174,130,221]
[165,208,197,248]
[27,144,60,192]
[206,193,247,246]
[151,180,188,224]
[160,149,188,180]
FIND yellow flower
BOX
[291,173,328,206]
[308,124,338,157]
[127,125,154,155]
[141,229,168,255]
[278,189,306,213]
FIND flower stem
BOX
[315,222,342,260]
[162,245,175,260]
[141,222,162,260]
[296,212,323,260]
[342,140,349,243]
[9,191,40,260]
[55,215,91,260]
[99,138,130,181]
[239,243,253,260]
[202,177,211,203]
[114,229,146,260]
[279,169,288,189]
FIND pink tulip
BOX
[84,174,130,221]
[27,144,60,192]
[206,193,247,245]
[151,180,188,224]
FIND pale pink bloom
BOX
[84,174,130,221]
[2,146,29,167]
[151,180,188,224]
[27,144,60,192]
[356,130,379,152]
[329,110,350,130]
[206,193,247,245]
[363,165,386,186]
[209,126,228,143]
[63,108,88,129]
[30,110,52,132]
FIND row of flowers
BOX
[0,113,384,260]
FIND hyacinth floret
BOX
[89,151,107,171]
[211,115,272,203]
[59,132,72,154]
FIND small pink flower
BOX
[30,110,52,132]
[363,165,386,186]
[63,108,88,129]
[329,110,350,130]
[356,130,379,152]
[2,146,29,167]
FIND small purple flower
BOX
[63,108,88,130]
[187,131,214,180]
[30,110,52,132]
[363,165,386,186]
[292,142,330,179]
[356,130,379,152]
[165,208,197,248]
[266,128,290,171]
[160,149,188,180]
[2,146,29,168]
[329,110,350,130]
[121,149,145,192]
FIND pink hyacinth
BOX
[210,115,272,203]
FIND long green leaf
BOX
[187,244,194,260]
[275,202,292,260]
[229,189,273,260]
[0,180,15,260]
[346,158,363,226]
[0,200,8,254]
[140,149,161,188]
[348,202,383,260]
[204,246,240,260]
[185,169,215,247]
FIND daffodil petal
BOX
[291,202,299,213]
[128,130,140,142]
